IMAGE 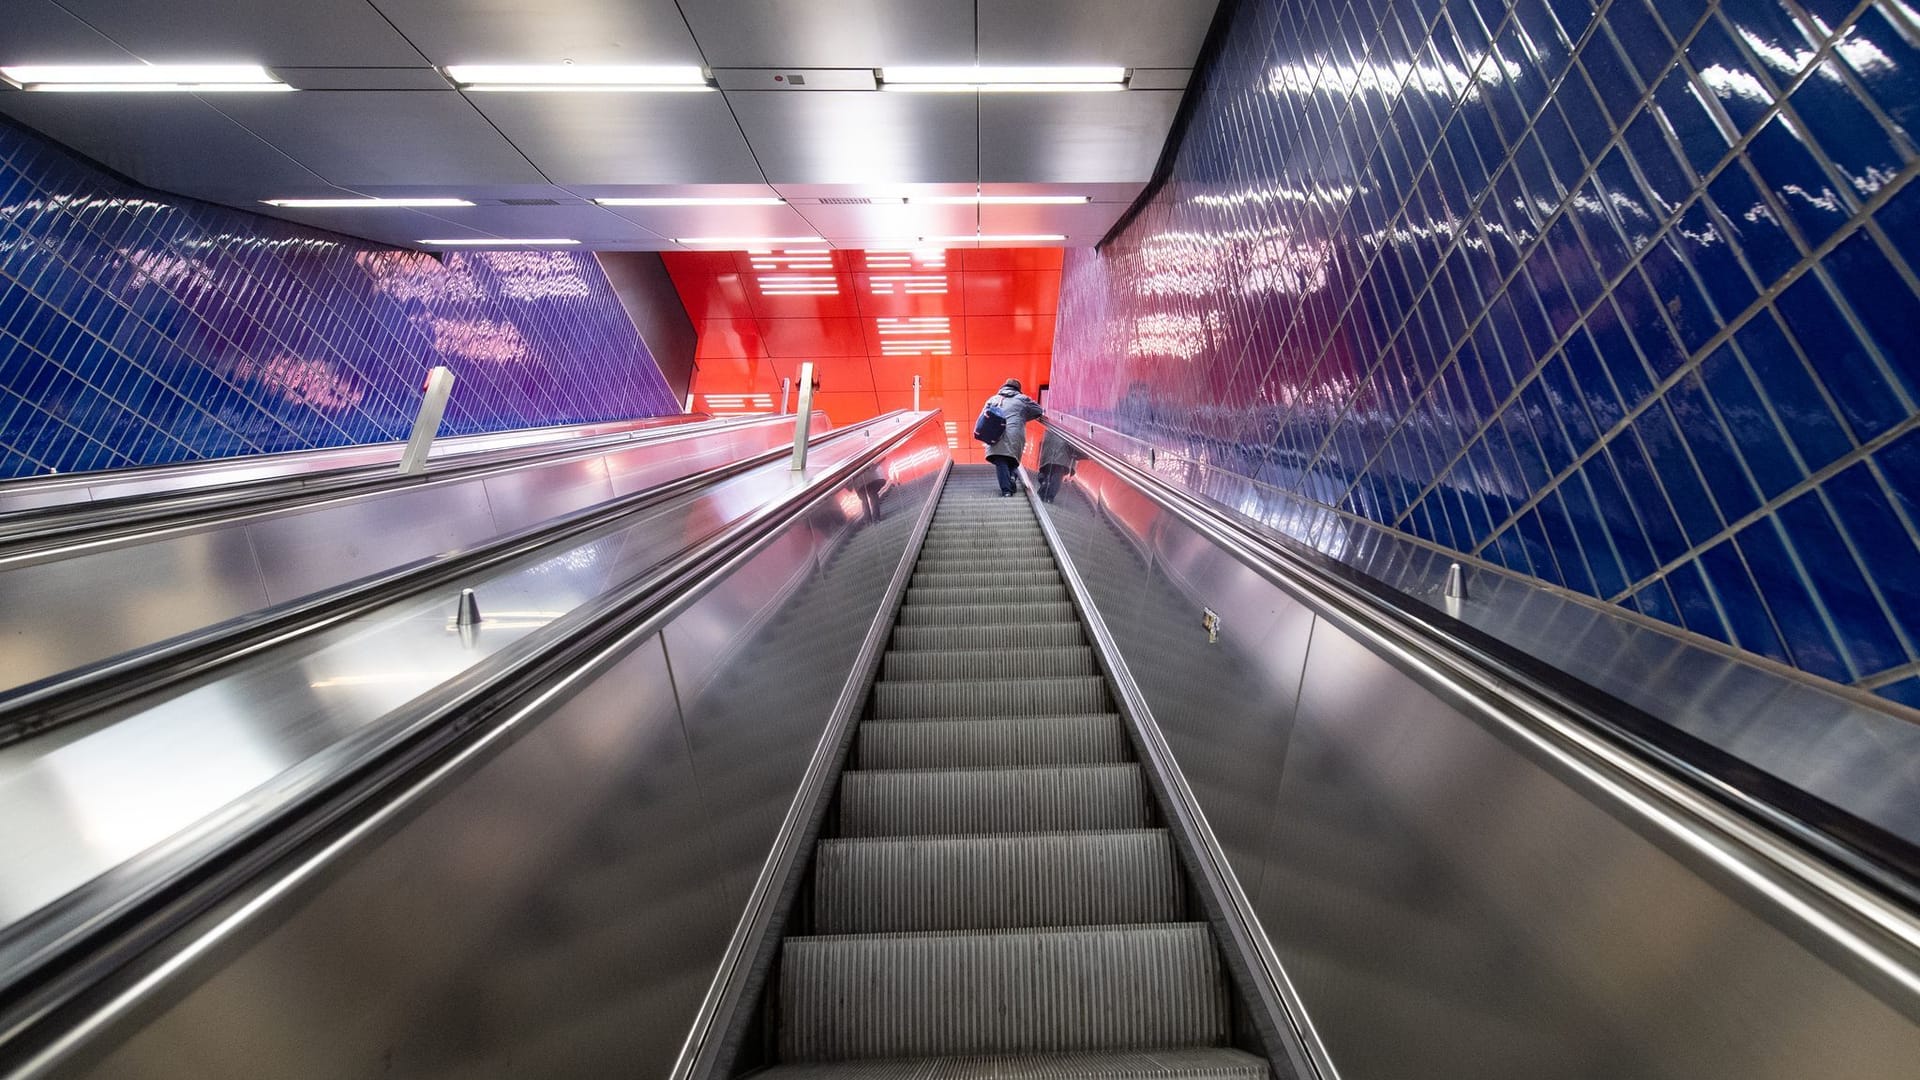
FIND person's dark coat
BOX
[1038,426,1075,473]
[983,386,1043,460]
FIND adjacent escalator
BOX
[756,465,1270,1079]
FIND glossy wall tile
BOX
[0,119,678,481]
[1053,0,1920,705]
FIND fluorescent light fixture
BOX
[445,64,710,91]
[2,63,291,92]
[675,235,823,245]
[881,65,1125,92]
[265,197,474,208]
[909,194,1092,205]
[918,234,1067,243]
[595,196,786,207]
[420,238,581,246]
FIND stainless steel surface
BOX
[978,91,1186,184]
[676,0,974,67]
[0,415,700,514]
[0,413,825,692]
[1032,435,1920,1080]
[791,363,817,472]
[974,0,1218,67]
[3,415,950,1080]
[725,92,980,187]
[396,366,454,475]
[1059,417,1920,850]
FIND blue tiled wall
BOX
[0,119,679,481]
[1052,0,1920,705]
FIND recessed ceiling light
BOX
[1,63,291,92]
[265,197,475,208]
[908,195,1093,205]
[918,234,1068,243]
[881,65,1126,92]
[675,235,824,245]
[420,238,581,246]
[595,196,786,207]
[445,64,711,92]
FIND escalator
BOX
[754,466,1270,1078]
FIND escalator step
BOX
[894,602,1078,627]
[910,569,1060,589]
[813,830,1183,933]
[838,765,1150,837]
[890,623,1086,652]
[750,1049,1269,1080]
[910,557,1059,576]
[778,924,1229,1061]
[871,676,1110,720]
[856,715,1129,769]
[880,646,1095,681]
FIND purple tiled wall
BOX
[0,118,679,481]
[1052,0,1920,705]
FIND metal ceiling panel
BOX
[598,203,818,239]
[249,204,469,247]
[679,1,973,67]
[978,91,1183,183]
[790,202,978,241]
[976,0,1219,67]
[0,0,134,63]
[411,203,667,243]
[53,0,427,67]
[770,181,978,200]
[980,181,1147,203]
[465,91,763,185]
[0,93,330,202]
[727,92,977,185]
[210,91,547,187]
[368,0,702,66]
[979,201,1132,237]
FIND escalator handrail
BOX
[0,412,712,502]
[0,411,813,558]
[0,410,942,1063]
[0,412,892,748]
[1035,416,1920,980]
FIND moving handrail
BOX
[1031,419,1920,1006]
[0,413,898,748]
[0,413,713,515]
[0,412,803,555]
[0,410,942,1066]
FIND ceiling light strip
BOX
[419,238,581,246]
[266,197,474,208]
[2,63,291,92]
[445,64,711,92]
[596,196,785,206]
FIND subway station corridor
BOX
[0,1,1917,1077]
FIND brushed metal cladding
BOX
[464,91,765,185]
[368,0,703,67]
[0,527,270,691]
[664,451,936,908]
[725,93,979,186]
[245,480,499,605]
[678,0,974,67]
[478,454,617,534]
[53,634,739,1080]
[1032,447,1920,1079]
[974,0,1219,68]
[1261,622,1920,1080]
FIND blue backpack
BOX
[973,401,1008,444]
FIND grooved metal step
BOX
[778,924,1230,1061]
[750,1049,1270,1080]
[837,765,1151,837]
[890,623,1086,652]
[880,646,1095,681]
[911,569,1061,589]
[911,556,1058,573]
[813,830,1185,933]
[856,715,1130,769]
[870,676,1111,720]
[894,602,1078,627]
[904,586,1069,608]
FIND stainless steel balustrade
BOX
[0,413,712,514]
[0,412,949,1080]
[0,411,830,693]
[1020,417,1920,1080]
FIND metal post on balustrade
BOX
[397,365,455,476]
[912,374,922,412]
[781,377,792,414]
[790,362,817,472]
